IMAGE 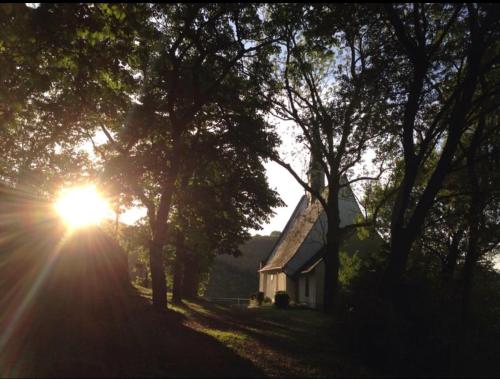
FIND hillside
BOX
[204,235,279,299]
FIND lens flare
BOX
[55,186,110,228]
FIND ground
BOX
[1,226,370,377]
[137,286,371,378]
[2,283,371,378]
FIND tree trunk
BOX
[461,219,480,322]
[146,136,182,310]
[323,224,341,313]
[381,12,485,297]
[114,210,120,238]
[322,185,342,313]
[149,239,167,310]
[172,232,185,304]
[382,156,419,296]
[143,266,150,288]
[182,253,200,299]
[461,113,485,323]
[442,231,463,282]
[382,229,412,299]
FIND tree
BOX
[116,220,151,288]
[375,4,500,296]
[263,4,392,312]
[169,130,282,302]
[102,4,280,309]
[459,100,500,320]
[0,4,142,194]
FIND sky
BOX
[255,161,305,235]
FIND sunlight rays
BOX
[0,228,71,362]
[0,184,112,373]
[54,186,111,229]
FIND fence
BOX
[203,296,251,307]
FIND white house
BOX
[258,159,381,309]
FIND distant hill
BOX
[204,235,279,299]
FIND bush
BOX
[250,291,265,306]
[274,291,289,308]
[264,296,272,304]
[256,291,264,306]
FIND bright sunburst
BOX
[54,186,111,228]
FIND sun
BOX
[55,186,111,229]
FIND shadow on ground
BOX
[0,223,263,378]
[171,298,370,378]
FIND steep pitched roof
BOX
[260,185,363,276]
[259,194,309,268]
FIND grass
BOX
[2,276,370,377]
[135,286,372,378]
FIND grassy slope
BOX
[3,274,369,378]
[137,286,372,378]
[2,287,263,378]
[1,224,262,378]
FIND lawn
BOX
[137,286,372,378]
[2,281,371,377]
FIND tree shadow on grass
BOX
[174,300,368,378]
[0,226,263,378]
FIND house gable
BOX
[260,184,365,276]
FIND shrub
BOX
[256,291,264,306]
[274,291,289,308]
[249,291,264,306]
[264,296,272,304]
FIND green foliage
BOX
[339,252,362,288]
[355,226,370,241]
[335,257,500,377]
[0,3,144,193]
[117,220,152,287]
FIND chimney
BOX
[307,152,325,204]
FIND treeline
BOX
[1,4,499,335]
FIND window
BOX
[270,274,274,281]
[305,276,309,297]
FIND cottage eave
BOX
[258,266,282,273]
[300,257,323,274]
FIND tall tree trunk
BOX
[147,144,181,310]
[323,223,341,313]
[382,20,485,295]
[382,228,412,299]
[114,209,120,238]
[182,253,200,299]
[461,114,485,322]
[461,217,480,322]
[172,231,185,304]
[143,265,150,288]
[382,157,419,296]
[149,239,167,310]
[442,231,463,282]
[323,185,341,313]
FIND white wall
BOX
[298,274,317,308]
[259,272,265,292]
[261,271,287,302]
[297,261,325,309]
